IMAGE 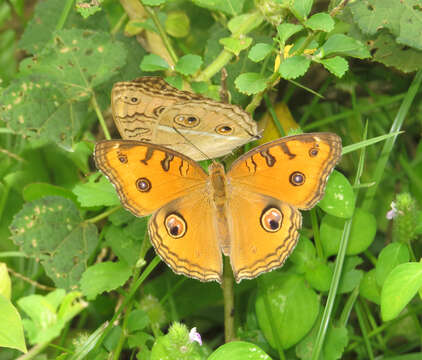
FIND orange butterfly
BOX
[94,133,341,283]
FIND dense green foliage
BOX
[1,0,422,359]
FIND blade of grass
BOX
[361,70,422,211]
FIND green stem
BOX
[91,256,161,354]
[56,0,74,31]
[145,6,178,64]
[91,93,111,140]
[86,206,121,223]
[355,300,375,360]
[245,72,279,114]
[222,257,235,342]
[17,341,50,360]
[263,94,285,136]
[361,70,422,211]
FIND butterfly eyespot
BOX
[154,106,166,115]
[136,177,151,192]
[289,171,305,186]
[309,148,319,157]
[261,207,283,232]
[165,213,187,238]
[174,114,200,127]
[131,97,139,103]
[118,154,128,163]
[215,125,233,135]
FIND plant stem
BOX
[222,256,235,342]
[56,0,74,31]
[91,93,111,140]
[310,209,324,259]
[144,6,178,64]
[86,206,121,223]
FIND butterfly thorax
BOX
[208,162,231,255]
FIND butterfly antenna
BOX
[171,126,212,162]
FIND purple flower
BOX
[386,201,398,220]
[189,327,202,346]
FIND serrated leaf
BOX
[140,53,169,72]
[279,55,311,79]
[20,29,127,99]
[372,33,422,73]
[381,262,422,321]
[219,36,252,56]
[320,34,370,59]
[0,76,86,150]
[277,23,304,44]
[349,0,422,50]
[73,173,120,207]
[175,54,203,75]
[234,72,267,95]
[318,56,348,77]
[80,261,132,300]
[0,294,27,353]
[208,341,271,360]
[248,43,273,62]
[305,13,334,32]
[10,196,98,290]
[76,0,103,18]
[190,0,245,16]
[164,75,183,89]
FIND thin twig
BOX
[8,268,55,291]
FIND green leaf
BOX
[360,269,381,304]
[371,33,422,73]
[175,54,203,76]
[20,29,127,99]
[80,261,132,300]
[376,242,410,287]
[208,341,271,359]
[165,11,190,38]
[18,290,85,344]
[127,309,149,333]
[318,170,355,218]
[289,236,316,274]
[190,0,245,16]
[0,263,11,300]
[255,272,319,349]
[0,76,86,150]
[320,208,376,257]
[73,173,120,207]
[0,294,27,353]
[141,0,167,6]
[318,56,349,78]
[291,0,313,19]
[349,0,422,50]
[320,34,370,59]
[234,72,267,95]
[10,196,99,290]
[105,222,145,266]
[305,13,334,32]
[164,75,183,90]
[248,43,273,62]
[228,13,262,34]
[277,23,304,44]
[219,36,253,56]
[381,262,422,321]
[337,256,364,294]
[23,183,77,203]
[305,259,333,292]
[76,0,102,18]
[140,53,169,72]
[278,55,311,79]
